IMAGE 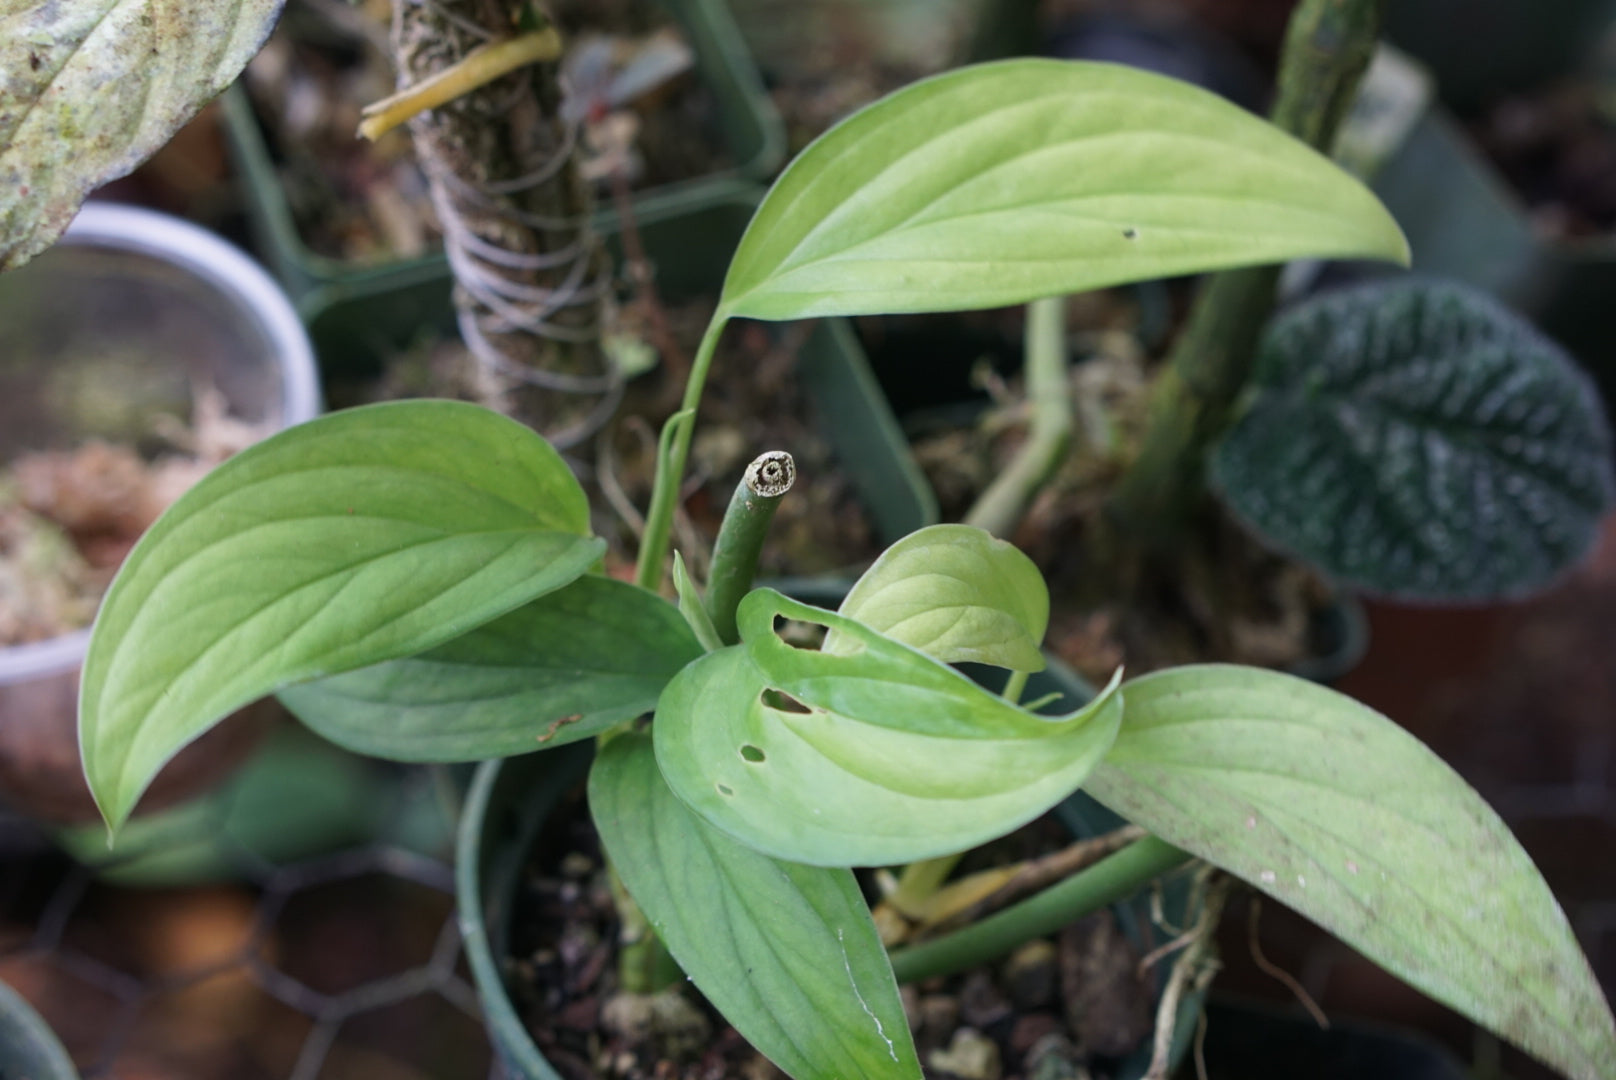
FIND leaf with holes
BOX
[592,733,922,1080]
[1087,665,1616,1080]
[653,589,1121,866]
[715,58,1408,322]
[822,524,1047,672]
[279,576,699,761]
[80,400,603,832]
[2,0,286,268]
[1213,278,1616,600]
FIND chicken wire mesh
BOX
[0,720,503,1080]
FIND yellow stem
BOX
[358,28,564,141]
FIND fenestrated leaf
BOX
[278,576,700,761]
[1213,278,1616,600]
[591,733,922,1080]
[81,400,603,832]
[715,59,1409,322]
[654,589,1121,866]
[1086,665,1616,1080]
[823,524,1047,672]
[2,0,284,268]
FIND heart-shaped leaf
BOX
[279,576,699,761]
[81,400,603,831]
[654,589,1121,866]
[2,0,285,268]
[823,524,1048,672]
[1213,278,1616,600]
[591,733,922,1080]
[716,58,1409,322]
[1086,665,1616,1080]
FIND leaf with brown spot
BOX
[1,0,285,268]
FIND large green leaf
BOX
[715,58,1409,322]
[2,0,284,268]
[591,734,921,1080]
[823,524,1047,672]
[1213,278,1616,600]
[81,400,602,831]
[1086,665,1616,1080]
[654,589,1121,866]
[279,576,699,761]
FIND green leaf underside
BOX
[824,524,1048,672]
[590,734,922,1080]
[671,551,724,653]
[1214,279,1616,600]
[717,58,1409,322]
[654,589,1121,866]
[1085,665,1616,1080]
[1,0,285,268]
[81,400,601,831]
[279,576,700,761]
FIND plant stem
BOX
[888,835,1190,983]
[964,296,1072,538]
[1104,0,1385,544]
[1002,669,1030,705]
[889,853,968,918]
[636,318,727,591]
[705,451,797,644]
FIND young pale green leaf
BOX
[591,733,922,1080]
[1,0,285,268]
[671,551,724,652]
[716,58,1409,322]
[1085,665,1616,1080]
[1213,278,1616,600]
[278,576,700,761]
[81,400,603,832]
[823,524,1048,672]
[654,589,1121,866]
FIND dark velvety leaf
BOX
[280,576,700,761]
[1213,278,1615,599]
[590,733,922,1080]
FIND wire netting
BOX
[0,720,503,1080]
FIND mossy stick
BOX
[1105,0,1386,543]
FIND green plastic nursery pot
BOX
[454,703,1195,1080]
[299,184,938,553]
[222,0,786,308]
[455,615,1193,1080]
[0,978,77,1080]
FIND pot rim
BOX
[0,202,320,685]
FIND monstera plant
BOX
[59,50,1616,1080]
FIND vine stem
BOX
[1104,0,1386,543]
[705,452,796,644]
[636,317,728,590]
[888,835,1190,983]
[964,295,1073,538]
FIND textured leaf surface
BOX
[81,400,602,830]
[279,576,699,761]
[1,0,284,268]
[716,58,1408,321]
[654,589,1121,866]
[823,524,1047,672]
[1086,665,1616,1080]
[591,734,921,1080]
[1213,278,1615,599]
